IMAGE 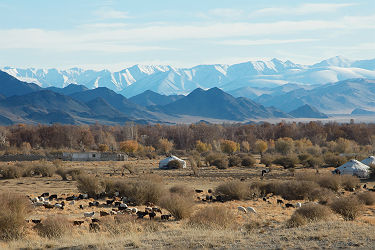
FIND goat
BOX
[91,218,100,223]
[106,199,115,205]
[131,208,138,213]
[285,203,295,208]
[84,211,95,218]
[161,214,171,221]
[114,201,121,207]
[66,196,75,201]
[152,207,162,214]
[43,204,54,209]
[195,189,204,193]
[277,199,284,205]
[262,197,267,202]
[208,189,212,194]
[31,219,42,224]
[145,207,153,213]
[89,222,100,232]
[73,220,84,226]
[136,211,148,219]
[49,194,57,200]
[54,203,64,209]
[296,202,302,208]
[100,211,110,217]
[246,207,257,214]
[237,206,247,213]
[41,192,49,197]
[79,205,84,209]
[148,211,156,220]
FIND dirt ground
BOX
[1,157,375,249]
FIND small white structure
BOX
[159,155,186,169]
[361,156,375,166]
[333,159,370,178]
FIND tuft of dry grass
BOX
[340,175,360,191]
[159,193,194,220]
[287,203,331,228]
[169,185,194,197]
[76,174,104,198]
[188,206,236,229]
[316,175,341,191]
[0,193,32,240]
[356,192,375,205]
[330,196,363,221]
[34,215,72,238]
[101,214,138,235]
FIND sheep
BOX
[54,203,64,209]
[195,189,204,193]
[277,199,284,205]
[66,196,75,201]
[296,202,302,208]
[41,192,49,197]
[152,207,162,214]
[114,191,119,197]
[145,207,153,213]
[84,211,95,218]
[285,203,295,208]
[39,197,45,202]
[131,208,138,214]
[100,211,110,217]
[91,218,100,223]
[161,214,171,221]
[208,189,212,194]
[262,197,267,202]
[49,194,57,200]
[110,211,118,215]
[31,219,42,224]
[125,208,132,214]
[34,202,44,207]
[69,201,75,205]
[73,220,84,226]
[136,211,148,219]
[237,206,247,213]
[32,197,40,203]
[148,211,156,220]
[82,194,88,199]
[89,222,100,232]
[106,199,115,205]
[114,201,121,207]
[79,205,84,209]
[118,203,128,210]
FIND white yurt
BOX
[361,156,375,166]
[159,155,186,169]
[333,159,370,178]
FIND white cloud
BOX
[94,9,130,19]
[217,38,317,46]
[252,3,356,16]
[206,8,244,18]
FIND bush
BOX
[212,157,229,170]
[101,214,137,235]
[316,175,341,191]
[274,180,320,200]
[0,193,32,240]
[55,167,68,180]
[330,197,363,220]
[324,153,346,167]
[0,165,23,179]
[188,206,236,229]
[228,155,241,167]
[341,175,360,191]
[241,155,256,167]
[287,213,307,228]
[260,154,273,167]
[215,181,252,200]
[272,155,299,169]
[159,194,194,220]
[205,152,226,166]
[76,174,104,198]
[287,203,331,228]
[32,165,55,177]
[308,188,336,204]
[167,160,183,169]
[35,216,71,238]
[357,192,375,205]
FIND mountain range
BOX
[3,56,375,98]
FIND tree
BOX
[158,138,173,154]
[220,140,240,154]
[275,137,294,155]
[119,140,139,154]
[254,140,268,155]
[195,140,212,153]
[241,141,250,152]
[98,144,109,152]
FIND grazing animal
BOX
[91,218,100,223]
[66,196,75,201]
[145,207,153,213]
[246,207,257,214]
[89,222,100,232]
[296,202,302,208]
[136,211,148,219]
[208,189,212,194]
[43,204,54,209]
[69,201,75,205]
[100,211,110,217]
[195,189,204,193]
[285,203,295,208]
[114,201,121,207]
[262,197,267,202]
[363,184,367,189]
[240,178,246,182]
[148,212,156,220]
[152,207,162,214]
[161,214,171,221]
[54,203,64,209]
[106,199,115,205]
[79,205,84,209]
[277,199,284,205]
[49,194,57,200]
[73,220,84,226]
[131,208,138,213]
[114,192,119,197]
[214,195,224,202]
[41,192,49,197]
[237,206,247,213]
[84,212,95,218]
[31,219,42,224]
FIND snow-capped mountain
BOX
[3,56,375,97]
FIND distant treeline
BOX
[0,121,375,154]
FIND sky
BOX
[0,0,374,70]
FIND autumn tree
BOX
[220,140,240,154]
[275,137,294,155]
[241,141,250,152]
[195,140,212,153]
[254,140,268,155]
[119,140,139,154]
[158,138,174,154]
[98,144,109,152]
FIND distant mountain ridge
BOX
[3,56,375,97]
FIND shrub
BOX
[241,155,256,167]
[56,167,68,180]
[324,153,346,167]
[116,179,164,205]
[101,214,137,235]
[0,165,23,179]
[228,155,241,167]
[159,194,194,220]
[254,140,268,155]
[260,154,273,167]
[0,193,32,240]
[308,188,336,204]
[212,157,229,170]
[35,216,71,238]
[275,137,294,155]
[316,175,341,191]
[169,185,193,197]
[98,144,109,152]
[341,175,360,191]
[287,213,307,228]
[195,140,212,153]
[287,203,331,228]
[167,160,183,169]
[215,181,252,200]
[357,192,375,205]
[272,155,299,169]
[274,180,320,200]
[204,152,225,166]
[119,140,139,154]
[32,165,55,177]
[76,174,104,198]
[188,206,236,229]
[330,197,363,220]
[158,138,174,154]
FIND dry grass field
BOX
[1,157,375,249]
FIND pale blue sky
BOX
[0,0,374,69]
